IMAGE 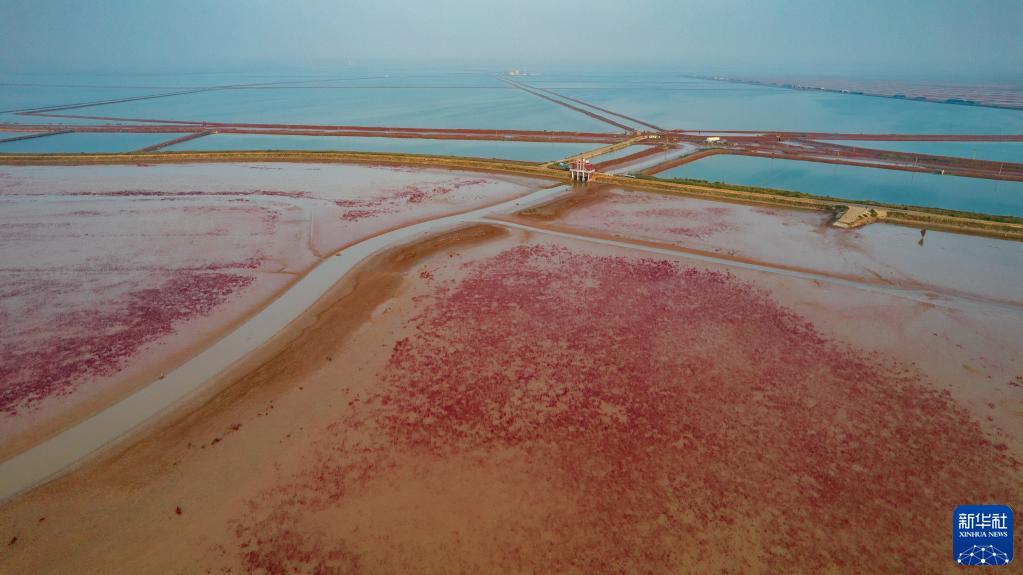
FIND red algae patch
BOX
[0,272,251,415]
[0,163,550,454]
[230,243,1020,573]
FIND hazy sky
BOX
[2,0,1021,79]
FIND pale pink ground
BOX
[557,187,1023,305]
[0,163,546,441]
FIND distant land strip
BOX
[695,75,1023,111]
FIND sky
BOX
[2,0,1021,80]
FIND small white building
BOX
[705,136,723,144]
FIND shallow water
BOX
[0,85,166,114]
[37,83,614,132]
[530,74,1023,134]
[3,70,1022,157]
[658,153,1023,215]
[0,132,185,153]
[822,140,1023,163]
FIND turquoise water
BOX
[530,75,1023,134]
[3,70,1023,165]
[285,73,510,88]
[6,71,1023,135]
[658,154,1023,216]
[0,85,166,114]
[169,133,596,162]
[1,72,612,131]
[39,83,613,133]
[821,140,1023,163]
[0,71,455,108]
[0,132,185,153]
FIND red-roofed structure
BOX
[570,158,595,182]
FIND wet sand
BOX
[530,184,1023,306]
[0,163,552,459]
[1,182,1020,572]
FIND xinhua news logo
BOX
[953,505,1013,566]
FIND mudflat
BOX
[2,171,1020,573]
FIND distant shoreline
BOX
[696,75,1023,112]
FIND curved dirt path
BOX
[0,182,571,502]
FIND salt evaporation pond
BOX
[6,70,1023,147]
[528,74,1023,134]
[0,132,186,153]
[0,85,164,114]
[49,83,613,132]
[822,140,1023,163]
[168,133,596,162]
[658,153,1023,216]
